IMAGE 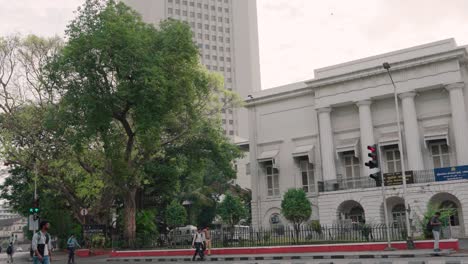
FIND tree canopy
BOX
[217,193,248,228]
[0,0,242,247]
[281,189,312,243]
[165,200,187,229]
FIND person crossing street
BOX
[191,228,205,261]
[32,221,53,264]
[67,234,81,264]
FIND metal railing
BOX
[110,223,451,250]
[319,169,438,193]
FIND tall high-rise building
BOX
[121,0,261,140]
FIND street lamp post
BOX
[182,200,193,224]
[382,62,414,249]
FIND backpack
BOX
[37,231,50,244]
[6,245,12,255]
[426,219,433,232]
[36,232,51,257]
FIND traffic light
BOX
[369,172,382,187]
[365,144,382,186]
[29,199,40,221]
[364,144,378,169]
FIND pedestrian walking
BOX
[6,242,14,263]
[32,220,53,264]
[203,227,211,256]
[431,212,442,252]
[67,234,81,264]
[191,228,205,261]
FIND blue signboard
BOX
[434,165,468,182]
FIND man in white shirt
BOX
[32,221,53,264]
[191,228,205,261]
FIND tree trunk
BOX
[124,187,137,248]
[294,224,300,244]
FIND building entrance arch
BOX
[337,200,365,224]
[429,192,464,237]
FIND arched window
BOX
[337,201,365,224]
[270,213,284,235]
[391,204,406,227]
[441,200,459,226]
[347,206,365,224]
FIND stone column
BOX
[318,107,337,181]
[399,92,424,170]
[356,100,375,177]
[446,82,468,165]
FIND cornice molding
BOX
[446,82,465,91]
[317,107,332,114]
[306,48,467,88]
[355,100,372,107]
[257,139,284,147]
[245,88,313,108]
[399,91,417,99]
[291,134,318,141]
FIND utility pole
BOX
[383,62,414,249]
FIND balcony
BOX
[318,169,437,193]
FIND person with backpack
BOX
[6,242,14,263]
[191,228,205,261]
[32,221,53,264]
[430,212,442,252]
[67,234,81,264]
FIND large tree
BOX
[45,0,241,246]
[0,34,114,226]
[281,189,312,243]
[217,193,247,229]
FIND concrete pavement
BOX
[5,251,468,264]
[106,249,458,263]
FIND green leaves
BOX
[217,193,248,227]
[165,200,187,228]
[281,189,312,225]
[136,209,158,235]
[0,0,243,246]
[281,189,312,243]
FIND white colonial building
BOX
[246,39,468,238]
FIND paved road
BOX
[3,252,467,264]
[0,251,108,264]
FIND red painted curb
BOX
[76,249,112,258]
[109,239,459,258]
[76,249,90,257]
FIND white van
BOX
[168,225,197,245]
[217,225,250,241]
[232,225,250,241]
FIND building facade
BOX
[0,217,27,243]
[246,39,468,238]
[0,205,20,220]
[121,0,262,190]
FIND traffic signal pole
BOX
[377,146,394,251]
[383,62,414,249]
[33,164,39,227]
[365,145,393,250]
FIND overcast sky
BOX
[0,0,467,89]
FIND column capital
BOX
[317,107,332,114]
[355,100,372,107]
[399,91,417,100]
[446,82,465,92]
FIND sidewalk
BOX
[106,249,456,262]
[109,239,459,258]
